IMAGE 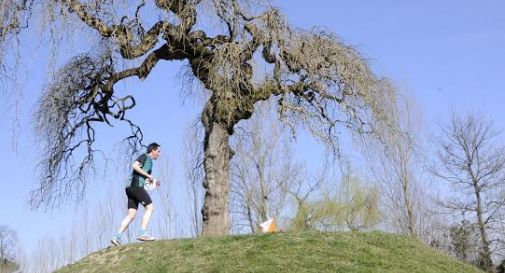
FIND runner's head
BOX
[147,142,161,160]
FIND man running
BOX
[111,142,161,246]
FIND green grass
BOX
[56,231,484,273]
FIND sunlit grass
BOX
[56,231,484,273]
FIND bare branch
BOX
[31,50,145,208]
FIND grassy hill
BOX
[56,231,483,273]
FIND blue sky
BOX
[1,0,504,255]
[282,0,505,124]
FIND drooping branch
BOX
[274,30,396,143]
[31,50,149,208]
[0,0,34,68]
[31,33,196,208]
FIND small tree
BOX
[0,225,17,265]
[289,173,324,232]
[230,101,300,233]
[449,219,479,263]
[334,170,381,231]
[290,168,381,232]
[367,92,428,238]
[433,113,505,273]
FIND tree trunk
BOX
[201,120,233,236]
[468,166,495,273]
[475,188,494,272]
[401,171,416,237]
[399,144,416,237]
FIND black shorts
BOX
[125,186,152,210]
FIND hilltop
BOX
[56,231,483,273]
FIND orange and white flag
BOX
[259,218,276,233]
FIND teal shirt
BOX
[130,154,153,188]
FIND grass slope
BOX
[56,231,483,273]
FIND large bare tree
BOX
[433,113,505,273]
[1,0,396,235]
